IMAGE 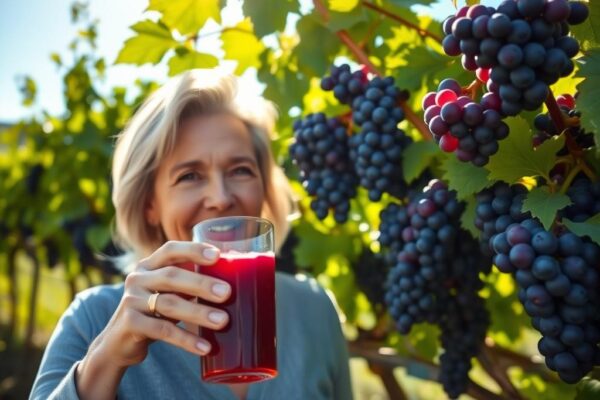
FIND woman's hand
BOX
[87,240,230,368]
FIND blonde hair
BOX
[111,69,292,263]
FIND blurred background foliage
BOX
[1,1,599,399]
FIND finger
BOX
[137,241,220,272]
[129,266,231,303]
[153,293,229,330]
[132,313,213,355]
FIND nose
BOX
[204,174,234,212]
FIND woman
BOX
[30,70,352,400]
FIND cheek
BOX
[240,182,265,216]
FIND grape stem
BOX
[545,90,581,157]
[464,79,483,100]
[313,0,433,142]
[559,163,582,194]
[361,1,443,44]
[545,90,598,182]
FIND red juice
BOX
[198,252,277,383]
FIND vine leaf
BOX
[575,48,600,150]
[402,141,439,183]
[293,14,341,76]
[575,377,600,400]
[522,186,571,230]
[485,116,565,183]
[570,1,600,51]
[563,213,600,247]
[242,0,299,38]
[326,5,367,32]
[115,20,178,65]
[328,0,359,12]
[222,18,265,75]
[460,195,480,239]
[442,154,491,200]
[148,0,220,35]
[167,48,218,76]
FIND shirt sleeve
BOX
[323,291,354,400]
[29,293,97,400]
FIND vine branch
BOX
[401,101,433,141]
[361,1,443,43]
[348,339,507,400]
[478,345,524,400]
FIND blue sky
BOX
[0,0,499,124]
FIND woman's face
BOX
[146,113,265,242]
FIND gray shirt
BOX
[30,273,353,399]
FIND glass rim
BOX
[192,215,274,229]
[192,216,274,244]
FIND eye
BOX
[231,166,254,176]
[176,171,201,183]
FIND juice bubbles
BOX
[198,251,277,383]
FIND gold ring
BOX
[147,292,161,318]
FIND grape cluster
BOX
[563,176,600,222]
[349,76,413,200]
[351,248,389,310]
[290,113,358,222]
[474,182,531,258]
[438,288,490,399]
[62,214,123,275]
[492,220,600,383]
[320,64,368,105]
[442,0,589,115]
[533,94,595,150]
[382,180,467,333]
[423,78,509,166]
[380,180,491,398]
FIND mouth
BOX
[204,219,243,242]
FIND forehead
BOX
[171,113,256,161]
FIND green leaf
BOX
[390,0,436,6]
[522,186,571,230]
[442,154,491,200]
[570,2,600,51]
[328,0,358,12]
[575,49,600,149]
[293,14,341,76]
[148,0,220,35]
[292,219,355,275]
[575,378,600,400]
[18,76,37,107]
[461,195,479,239]
[563,213,600,247]
[242,0,298,38]
[486,116,565,183]
[327,5,367,32]
[407,324,440,361]
[402,141,439,183]
[85,224,111,252]
[222,18,265,75]
[167,48,218,76]
[115,20,178,65]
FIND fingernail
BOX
[196,341,210,353]
[208,311,227,324]
[212,283,230,297]
[203,247,219,260]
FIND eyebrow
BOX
[169,156,258,179]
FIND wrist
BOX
[76,344,127,400]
